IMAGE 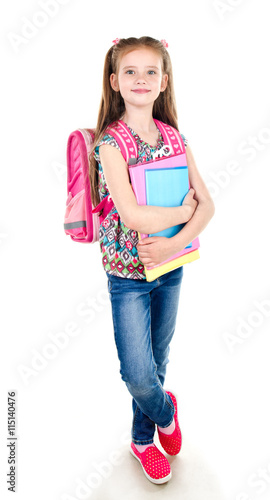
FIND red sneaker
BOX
[158,391,182,455]
[130,443,172,484]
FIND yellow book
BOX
[144,249,200,282]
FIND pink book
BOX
[128,153,200,280]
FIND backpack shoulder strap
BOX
[105,120,138,164]
[105,119,186,161]
[153,119,185,155]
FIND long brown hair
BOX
[90,36,179,206]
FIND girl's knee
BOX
[125,375,158,397]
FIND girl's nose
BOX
[135,74,146,84]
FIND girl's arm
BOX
[137,144,215,267]
[169,143,215,251]
[99,144,197,234]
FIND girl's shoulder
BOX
[93,132,121,163]
[93,120,130,162]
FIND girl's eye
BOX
[126,70,135,74]
[148,70,156,75]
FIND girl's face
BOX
[110,48,168,110]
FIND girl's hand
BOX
[137,236,174,267]
[182,188,198,220]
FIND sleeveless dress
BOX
[93,123,188,280]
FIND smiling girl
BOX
[90,36,215,484]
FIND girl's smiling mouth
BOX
[132,89,151,94]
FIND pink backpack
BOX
[64,120,185,243]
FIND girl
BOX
[90,36,215,484]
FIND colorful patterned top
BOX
[94,123,188,280]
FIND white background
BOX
[1,1,270,499]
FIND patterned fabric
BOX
[94,123,188,280]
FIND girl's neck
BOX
[122,107,156,135]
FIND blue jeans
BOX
[106,266,184,445]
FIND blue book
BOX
[145,166,192,247]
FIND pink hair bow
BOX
[112,38,120,45]
[160,39,169,48]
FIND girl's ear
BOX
[110,73,119,92]
[160,74,168,92]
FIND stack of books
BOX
[129,153,200,282]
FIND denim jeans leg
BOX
[106,267,183,445]
[151,265,184,384]
[131,266,184,442]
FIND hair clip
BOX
[160,39,169,48]
[112,38,120,45]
